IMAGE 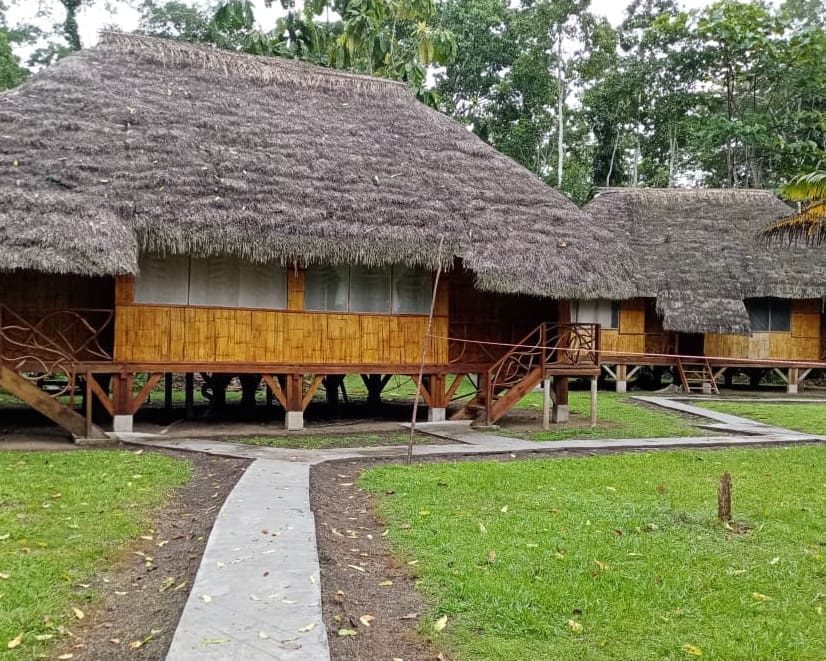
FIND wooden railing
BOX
[487,322,600,391]
[0,304,113,395]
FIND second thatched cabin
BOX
[0,33,631,437]
[584,188,825,393]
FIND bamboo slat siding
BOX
[705,300,820,361]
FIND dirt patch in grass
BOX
[55,448,249,661]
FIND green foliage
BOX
[363,445,826,659]
[0,450,190,657]
[0,27,25,90]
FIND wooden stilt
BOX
[590,375,598,428]
[185,372,194,420]
[542,376,551,430]
[164,372,173,408]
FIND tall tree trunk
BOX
[668,126,677,187]
[61,0,83,51]
[556,28,564,189]
[606,128,620,187]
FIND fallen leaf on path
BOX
[56,655,74,659]
[433,615,448,632]
[594,560,610,571]
[34,634,53,641]
[682,643,703,656]
[379,580,393,586]
[347,564,366,573]
[752,592,772,602]
[72,607,84,620]
[200,638,229,646]
[500,505,508,513]
[7,633,23,649]
[0,573,9,580]
[201,595,212,603]
[258,631,270,639]
[338,629,358,637]
[359,615,375,627]
[298,623,316,633]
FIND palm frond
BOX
[779,171,826,202]
[762,201,826,245]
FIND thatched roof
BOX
[0,33,632,299]
[585,188,825,335]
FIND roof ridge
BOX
[97,31,412,97]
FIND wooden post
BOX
[542,377,551,430]
[616,363,628,393]
[164,372,173,408]
[112,372,134,433]
[787,367,799,394]
[717,472,732,522]
[427,373,447,422]
[184,372,194,420]
[285,373,304,430]
[552,375,569,423]
[590,375,598,427]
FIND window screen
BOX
[747,298,790,332]
[574,300,619,329]
[305,266,349,311]
[392,266,431,313]
[135,253,190,305]
[350,266,392,313]
[189,257,287,309]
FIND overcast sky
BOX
[7,0,723,50]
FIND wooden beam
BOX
[410,374,433,408]
[184,372,194,420]
[445,374,467,402]
[0,366,105,439]
[87,374,115,417]
[131,373,163,414]
[262,375,286,409]
[164,372,173,408]
[302,374,325,410]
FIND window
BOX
[305,265,431,314]
[350,266,392,313]
[135,254,189,305]
[573,299,620,329]
[304,266,349,312]
[747,298,791,332]
[135,253,287,309]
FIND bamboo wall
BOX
[113,272,449,366]
[600,299,646,357]
[704,300,821,361]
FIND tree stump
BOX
[717,472,732,522]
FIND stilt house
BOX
[0,33,631,437]
[583,188,825,393]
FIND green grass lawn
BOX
[234,432,413,449]
[507,391,705,442]
[362,446,826,660]
[697,401,826,435]
[0,451,190,657]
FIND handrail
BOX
[486,322,601,392]
[0,304,114,395]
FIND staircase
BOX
[676,358,719,394]
[461,322,600,425]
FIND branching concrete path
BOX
[118,402,824,661]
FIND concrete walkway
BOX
[121,402,824,661]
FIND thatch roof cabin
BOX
[0,32,631,299]
[585,188,823,335]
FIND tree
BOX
[0,27,26,90]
